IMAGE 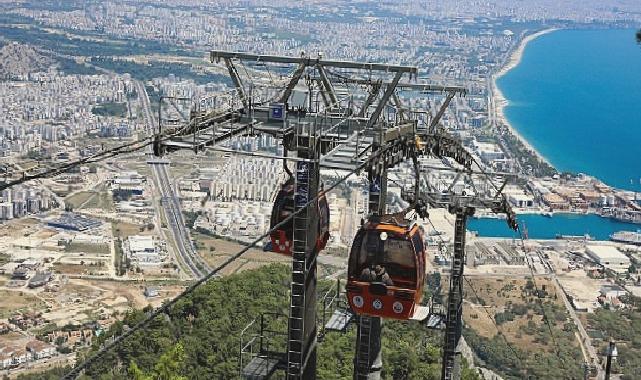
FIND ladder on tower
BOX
[441,208,471,380]
[356,316,372,373]
[287,163,308,378]
[286,132,318,379]
[355,315,385,380]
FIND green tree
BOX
[128,342,186,380]
[128,362,152,380]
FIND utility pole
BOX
[413,164,518,380]
[604,341,617,380]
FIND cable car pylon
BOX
[441,204,474,380]
[349,146,434,379]
[353,147,387,380]
[141,49,469,380]
[414,168,518,379]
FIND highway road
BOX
[136,81,210,279]
[154,163,207,278]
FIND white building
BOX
[124,235,166,266]
[600,284,628,299]
[0,353,11,369]
[507,193,534,208]
[26,340,56,360]
[0,202,13,219]
[472,140,505,162]
[586,245,631,274]
[112,171,144,186]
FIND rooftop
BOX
[127,235,156,253]
[586,245,629,260]
[47,213,102,231]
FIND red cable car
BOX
[269,178,330,255]
[346,211,426,320]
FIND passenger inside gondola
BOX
[350,229,417,288]
[360,264,393,286]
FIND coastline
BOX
[491,28,558,168]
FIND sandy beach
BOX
[491,28,558,168]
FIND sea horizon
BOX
[496,28,641,192]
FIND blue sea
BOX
[468,213,640,240]
[497,28,641,192]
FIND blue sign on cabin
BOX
[269,103,285,120]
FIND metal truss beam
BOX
[359,81,382,117]
[331,78,466,95]
[280,63,307,104]
[441,207,473,380]
[316,64,339,107]
[211,51,418,74]
[224,58,247,109]
[392,92,406,121]
[315,79,331,108]
[367,71,403,128]
[428,91,457,132]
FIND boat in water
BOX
[555,234,594,241]
[610,230,641,246]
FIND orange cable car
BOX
[269,177,330,255]
[346,210,426,320]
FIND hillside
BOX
[462,277,584,379]
[0,43,53,79]
[18,264,480,380]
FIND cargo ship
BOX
[609,230,641,246]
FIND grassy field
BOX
[65,191,95,209]
[64,242,110,254]
[112,221,145,239]
[83,191,115,211]
[52,263,87,275]
[122,161,152,177]
[191,231,288,275]
[0,290,44,318]
[65,188,115,211]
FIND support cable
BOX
[514,225,571,376]
[0,109,221,192]
[1,138,152,191]
[462,275,527,369]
